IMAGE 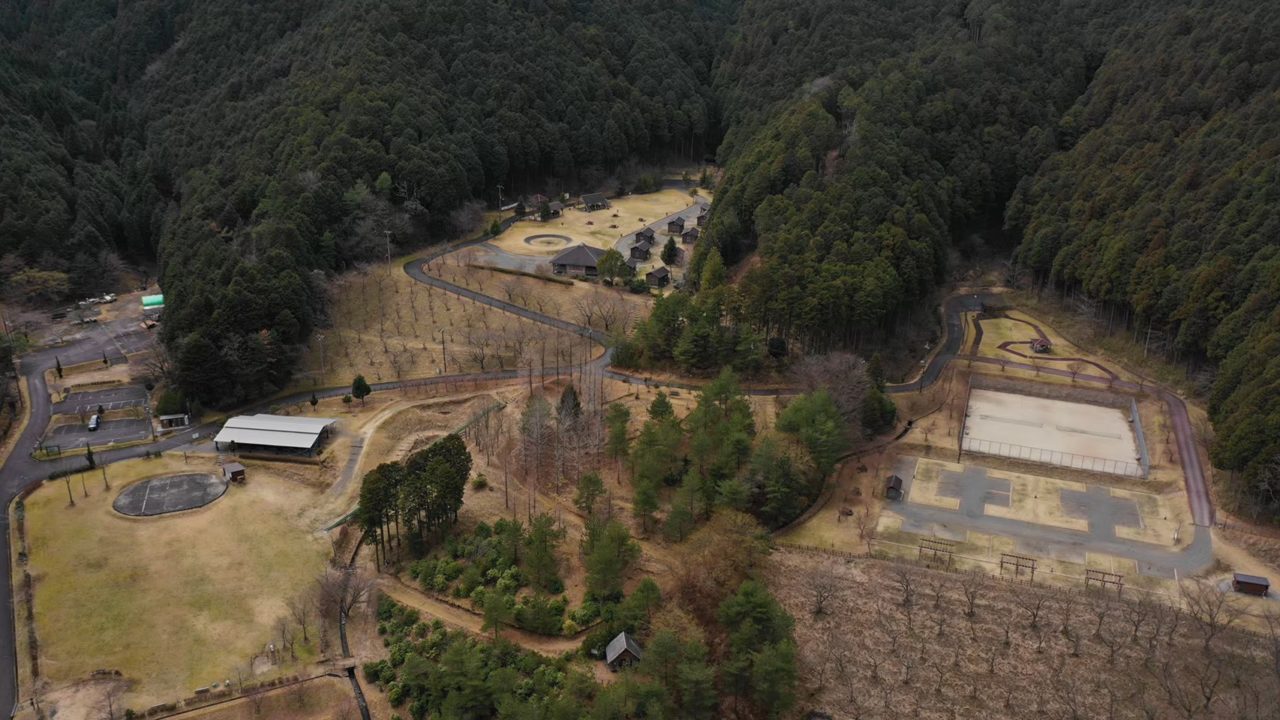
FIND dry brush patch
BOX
[770,549,1279,720]
[295,263,600,389]
[427,259,651,337]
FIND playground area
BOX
[963,388,1145,477]
[486,189,702,257]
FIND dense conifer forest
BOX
[2,0,1278,517]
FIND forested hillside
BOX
[693,0,1280,518]
[2,0,732,404]
[4,0,1279,517]
[1008,2,1280,518]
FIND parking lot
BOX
[46,418,151,448]
[52,385,148,415]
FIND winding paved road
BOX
[0,269,1215,714]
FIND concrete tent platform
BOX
[112,474,228,517]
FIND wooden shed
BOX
[582,192,610,211]
[223,462,247,484]
[1232,573,1270,596]
[605,632,643,671]
[884,475,904,501]
[666,216,685,234]
[646,266,671,288]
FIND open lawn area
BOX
[21,455,329,710]
[487,189,704,257]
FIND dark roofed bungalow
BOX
[582,192,610,211]
[646,265,670,288]
[547,200,564,216]
[681,227,700,244]
[666,216,685,234]
[635,227,656,245]
[551,244,607,277]
[630,243,652,261]
[605,632,643,671]
[696,207,709,226]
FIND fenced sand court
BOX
[964,388,1141,475]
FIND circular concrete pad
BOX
[113,474,228,517]
[523,233,571,248]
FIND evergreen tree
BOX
[574,472,606,516]
[523,514,564,593]
[661,237,678,265]
[583,519,640,600]
[351,375,371,405]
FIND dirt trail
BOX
[376,577,584,656]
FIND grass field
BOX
[23,455,329,709]
[293,260,601,390]
[487,189,703,256]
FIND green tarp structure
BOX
[141,294,165,309]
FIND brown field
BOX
[423,256,653,336]
[486,189,704,257]
[292,260,601,391]
[769,549,1279,720]
[20,454,330,712]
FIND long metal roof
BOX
[213,414,336,449]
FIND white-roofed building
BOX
[213,414,337,455]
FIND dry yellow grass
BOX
[23,455,329,709]
[424,260,653,337]
[293,260,600,390]
[487,189,703,256]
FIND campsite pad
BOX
[113,473,228,517]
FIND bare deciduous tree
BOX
[1016,587,1049,629]
[316,566,372,624]
[1180,580,1240,654]
[810,570,840,616]
[791,352,873,436]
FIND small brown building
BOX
[1030,338,1052,354]
[635,227,656,245]
[646,266,671,288]
[666,216,685,234]
[630,242,652,261]
[547,201,564,217]
[1232,573,1270,596]
[681,227,700,244]
[697,207,709,227]
[223,462,247,484]
[885,475,904,501]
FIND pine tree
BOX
[351,375,371,405]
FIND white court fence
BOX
[962,436,1144,478]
